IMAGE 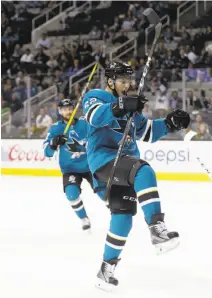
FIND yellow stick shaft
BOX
[63,62,98,135]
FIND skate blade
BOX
[95,278,116,292]
[155,237,180,255]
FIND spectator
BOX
[12,44,23,62]
[20,48,34,73]
[15,71,26,86]
[162,49,175,69]
[191,113,210,134]
[59,53,69,70]
[178,31,192,47]
[36,107,52,130]
[155,41,167,57]
[67,59,81,77]
[121,10,135,31]
[164,27,173,43]
[201,68,212,82]
[2,79,13,103]
[155,85,169,117]
[58,46,73,68]
[30,77,39,97]
[34,48,49,65]
[20,48,34,63]
[171,68,182,82]
[194,89,209,110]
[14,81,27,102]
[36,33,51,50]
[176,48,189,69]
[185,45,198,64]
[10,93,24,114]
[186,90,199,111]
[194,123,212,141]
[169,90,182,110]
[152,71,168,93]
[186,63,197,81]
[46,55,59,70]
[54,69,63,87]
[198,48,210,67]
[7,61,20,77]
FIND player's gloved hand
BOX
[112,94,148,117]
[165,109,190,132]
[50,135,67,150]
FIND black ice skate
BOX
[96,258,120,291]
[81,217,91,231]
[149,213,179,254]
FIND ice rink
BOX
[1,175,212,298]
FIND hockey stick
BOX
[63,61,99,136]
[184,130,212,181]
[104,8,162,201]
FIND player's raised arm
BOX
[134,113,168,143]
[134,109,190,143]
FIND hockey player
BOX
[43,98,92,231]
[82,62,190,290]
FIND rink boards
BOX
[1,139,212,182]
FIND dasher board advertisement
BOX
[1,139,212,181]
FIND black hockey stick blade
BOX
[143,8,160,26]
[143,8,162,49]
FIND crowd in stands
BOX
[1,1,212,140]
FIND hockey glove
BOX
[112,94,148,117]
[165,109,190,132]
[50,135,67,150]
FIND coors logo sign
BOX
[1,141,58,162]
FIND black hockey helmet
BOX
[58,98,74,108]
[105,61,133,80]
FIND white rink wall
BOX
[1,139,212,181]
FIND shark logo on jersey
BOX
[65,138,86,159]
[111,119,125,134]
[111,119,134,145]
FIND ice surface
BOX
[1,176,212,298]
